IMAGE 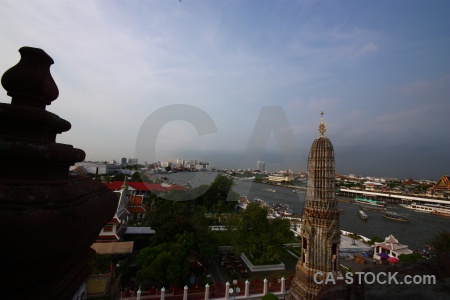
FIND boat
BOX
[253,198,267,206]
[358,210,368,220]
[264,188,276,192]
[400,202,450,214]
[399,203,432,213]
[400,202,450,217]
[281,208,293,216]
[384,211,409,222]
[358,204,385,212]
[354,197,386,208]
[268,202,294,217]
[431,209,450,217]
[337,198,353,203]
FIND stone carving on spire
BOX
[318,111,326,136]
[288,113,340,300]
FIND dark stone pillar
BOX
[0,47,118,299]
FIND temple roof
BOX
[105,181,184,192]
[375,234,410,251]
[434,175,450,190]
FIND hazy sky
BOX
[0,0,449,180]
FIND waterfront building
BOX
[72,161,121,175]
[268,173,294,183]
[433,175,450,197]
[288,113,341,300]
[373,234,412,262]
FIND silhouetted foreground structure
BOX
[0,47,117,299]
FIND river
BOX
[158,172,450,250]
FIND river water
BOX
[158,172,450,250]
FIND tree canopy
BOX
[226,203,293,264]
[137,232,194,286]
[430,229,450,254]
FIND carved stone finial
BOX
[1,46,59,109]
[318,111,326,136]
[0,47,117,299]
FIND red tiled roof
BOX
[128,194,144,205]
[104,181,184,192]
[127,207,147,213]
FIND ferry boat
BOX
[431,209,450,217]
[400,203,437,213]
[384,211,409,222]
[354,197,386,208]
[399,202,450,217]
[358,204,385,212]
[358,210,368,220]
[337,198,353,203]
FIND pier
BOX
[338,188,450,206]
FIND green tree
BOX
[399,253,423,263]
[137,232,194,286]
[89,254,113,274]
[262,293,279,300]
[226,203,293,264]
[348,233,360,245]
[430,229,450,254]
[368,236,384,245]
[131,171,141,181]
[197,175,239,210]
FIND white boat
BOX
[400,202,450,217]
[401,203,436,213]
[358,210,368,220]
[432,209,450,217]
[281,208,293,216]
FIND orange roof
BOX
[434,175,450,190]
[127,207,146,213]
[128,194,144,205]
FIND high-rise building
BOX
[256,160,265,172]
[128,158,138,164]
[288,113,341,300]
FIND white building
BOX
[373,234,412,262]
[256,161,265,173]
[128,158,138,164]
[72,162,121,175]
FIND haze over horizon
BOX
[0,0,449,180]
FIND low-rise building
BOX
[373,234,412,262]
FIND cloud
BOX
[306,97,341,112]
[355,42,379,57]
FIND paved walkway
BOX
[340,235,372,250]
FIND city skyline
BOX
[0,1,449,180]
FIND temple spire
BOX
[318,111,326,136]
[121,175,128,189]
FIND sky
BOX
[0,0,449,180]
